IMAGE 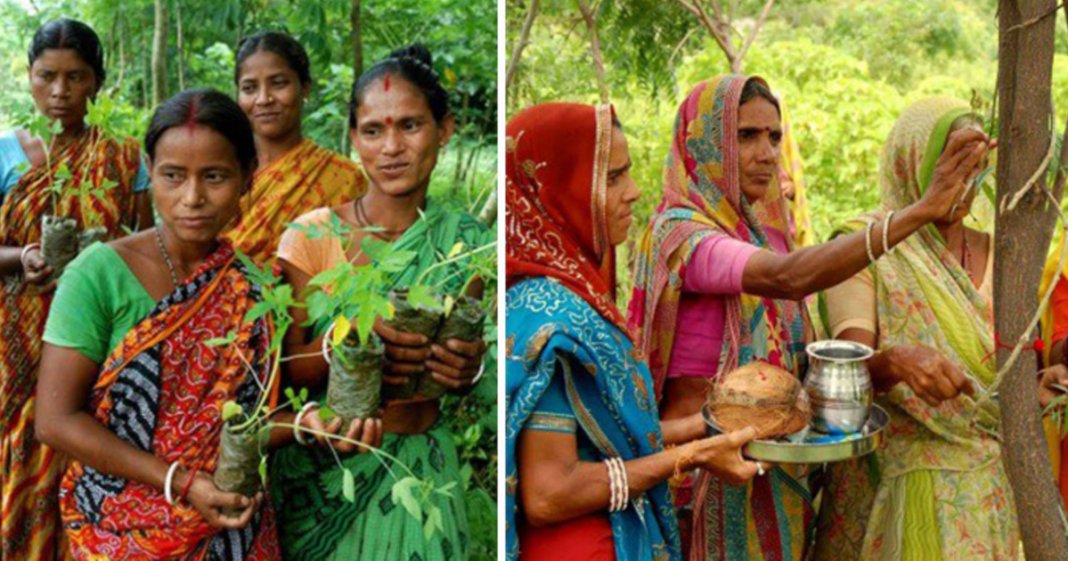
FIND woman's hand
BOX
[1039,365,1068,408]
[679,426,764,486]
[917,128,995,222]
[21,245,55,289]
[874,344,974,406]
[427,338,487,391]
[299,406,383,454]
[182,471,262,529]
[374,319,431,387]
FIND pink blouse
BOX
[666,229,787,378]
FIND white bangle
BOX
[293,401,320,446]
[19,243,39,268]
[164,461,181,506]
[613,457,629,510]
[604,459,619,511]
[471,361,487,385]
[882,210,896,255]
[321,324,335,363]
[864,221,877,263]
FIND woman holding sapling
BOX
[0,18,152,560]
[270,44,491,561]
[226,31,366,264]
[35,89,299,559]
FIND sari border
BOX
[591,104,612,261]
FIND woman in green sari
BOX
[268,44,490,560]
[817,98,1017,560]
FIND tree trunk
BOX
[577,0,610,104]
[175,0,185,91]
[994,1,1068,559]
[151,0,168,106]
[507,0,540,88]
[351,0,362,78]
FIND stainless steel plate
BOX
[702,404,889,464]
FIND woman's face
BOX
[150,125,246,245]
[350,75,454,198]
[605,125,640,246]
[736,97,782,203]
[28,48,99,131]
[237,50,306,141]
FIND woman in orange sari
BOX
[0,18,151,560]
[35,89,289,560]
[226,31,366,263]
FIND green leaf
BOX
[333,315,352,346]
[391,477,423,521]
[244,301,273,324]
[203,332,237,347]
[406,284,442,311]
[433,481,458,497]
[424,505,443,540]
[318,405,337,423]
[342,469,356,503]
[221,401,244,423]
[446,241,465,259]
[258,456,268,486]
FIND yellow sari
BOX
[225,139,366,263]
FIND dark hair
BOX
[349,43,449,128]
[144,89,257,177]
[739,78,780,115]
[235,31,311,86]
[28,18,106,86]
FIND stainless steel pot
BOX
[804,340,873,434]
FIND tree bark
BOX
[994,1,1068,559]
[576,0,610,104]
[151,0,168,107]
[351,0,363,78]
[507,0,540,88]
[478,188,497,227]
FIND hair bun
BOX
[388,43,433,68]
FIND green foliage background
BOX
[0,0,497,557]
[507,0,1068,302]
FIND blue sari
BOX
[505,277,681,561]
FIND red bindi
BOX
[384,117,393,126]
[383,74,391,91]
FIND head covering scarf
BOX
[815,98,1017,561]
[505,102,624,332]
[505,103,680,561]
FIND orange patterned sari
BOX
[60,243,281,560]
[224,139,365,264]
[0,127,141,561]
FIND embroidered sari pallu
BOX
[59,245,281,560]
[0,127,141,561]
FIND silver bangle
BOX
[164,461,181,506]
[865,221,877,263]
[293,400,320,446]
[604,458,619,511]
[882,210,896,255]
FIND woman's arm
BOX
[742,128,991,301]
[35,344,259,528]
[837,327,973,406]
[518,427,759,527]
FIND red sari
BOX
[59,243,281,560]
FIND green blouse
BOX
[43,243,156,364]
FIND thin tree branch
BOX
[577,0,610,103]
[735,0,775,72]
[1006,0,1064,32]
[506,0,540,88]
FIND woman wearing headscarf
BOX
[628,76,992,560]
[506,102,768,561]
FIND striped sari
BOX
[224,138,365,264]
[0,127,141,561]
[59,242,281,560]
